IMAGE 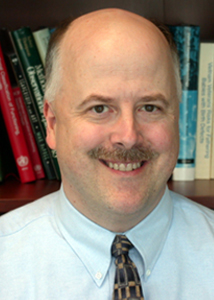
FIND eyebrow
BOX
[77,93,169,109]
[139,94,170,107]
[77,94,114,109]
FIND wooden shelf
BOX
[0,178,213,213]
[168,180,214,209]
[0,178,60,213]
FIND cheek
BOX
[145,122,179,153]
[56,120,106,153]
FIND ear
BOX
[43,99,57,150]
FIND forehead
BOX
[58,10,176,100]
[60,10,173,69]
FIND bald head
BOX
[45,8,181,102]
[44,9,180,229]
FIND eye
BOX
[92,105,109,114]
[141,104,158,112]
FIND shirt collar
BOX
[55,186,115,286]
[125,187,173,280]
[54,185,173,285]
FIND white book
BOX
[211,83,214,179]
[33,28,50,67]
[195,43,214,179]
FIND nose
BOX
[109,112,140,149]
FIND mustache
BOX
[88,146,158,162]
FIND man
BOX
[0,8,214,300]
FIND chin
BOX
[108,194,149,215]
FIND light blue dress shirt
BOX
[0,185,214,299]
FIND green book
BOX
[12,27,60,180]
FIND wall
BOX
[0,0,213,39]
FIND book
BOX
[0,45,36,183]
[10,54,57,180]
[33,27,51,67]
[12,87,45,179]
[0,28,45,180]
[211,104,214,179]
[11,26,60,180]
[195,43,214,179]
[169,25,200,180]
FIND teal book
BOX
[11,27,60,180]
[169,25,200,180]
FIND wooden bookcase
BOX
[1,0,214,40]
[0,0,214,214]
[0,178,214,214]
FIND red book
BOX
[12,87,45,179]
[0,45,36,183]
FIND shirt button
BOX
[146,269,151,277]
[95,272,103,280]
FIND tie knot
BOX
[111,235,133,258]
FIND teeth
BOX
[114,163,119,170]
[133,163,137,169]
[126,163,132,171]
[119,164,125,171]
[107,161,142,171]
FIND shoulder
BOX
[0,190,60,237]
[165,190,214,273]
[169,190,214,235]
[170,189,214,219]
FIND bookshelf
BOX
[1,0,214,40]
[0,179,214,214]
[1,0,214,213]
[0,178,60,213]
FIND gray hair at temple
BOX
[44,17,73,103]
[44,15,182,103]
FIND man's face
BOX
[45,14,179,231]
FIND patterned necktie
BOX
[111,235,144,300]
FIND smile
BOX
[102,161,143,171]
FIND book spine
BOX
[12,86,45,179]
[12,27,60,179]
[170,25,200,181]
[33,27,51,67]
[211,106,214,178]
[0,28,57,179]
[10,54,57,180]
[0,46,36,183]
[195,43,214,179]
